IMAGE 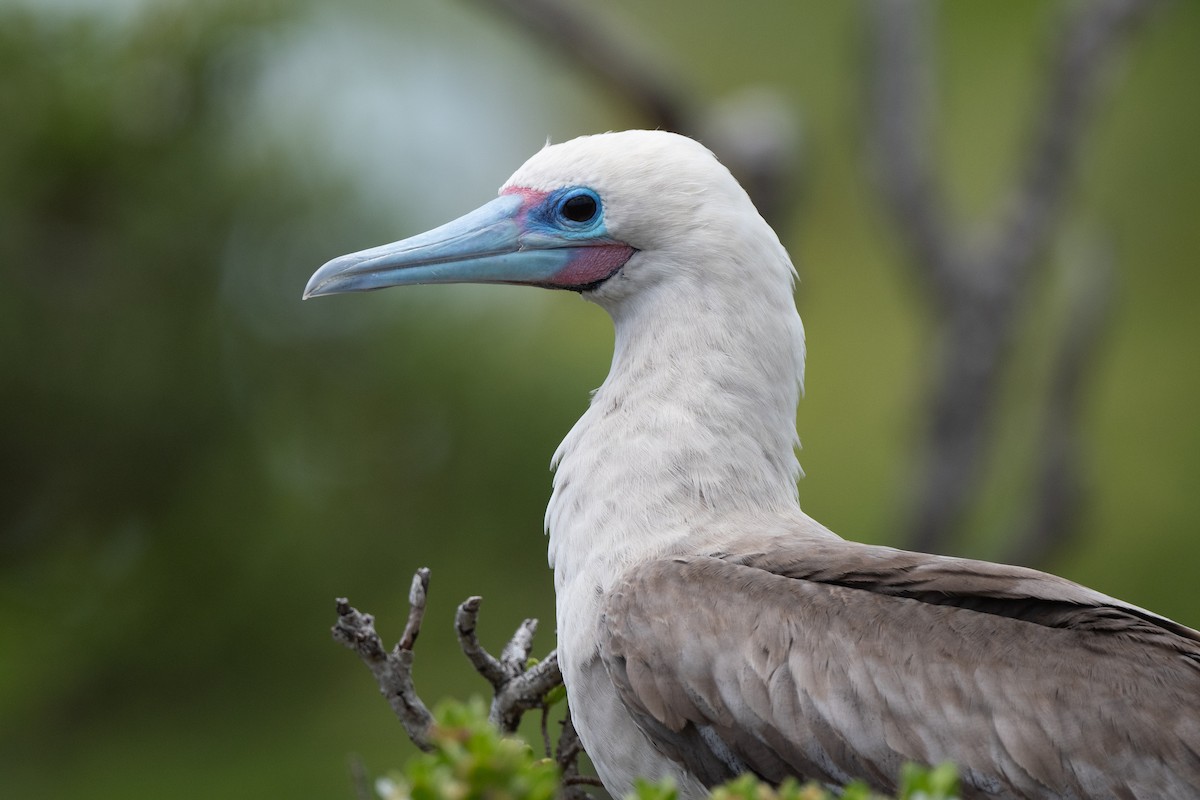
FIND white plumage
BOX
[524,133,811,796]
[307,130,1200,799]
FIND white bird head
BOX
[304,132,799,347]
[306,131,808,539]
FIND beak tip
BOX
[302,267,338,300]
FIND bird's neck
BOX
[545,274,806,591]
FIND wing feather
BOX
[600,543,1200,798]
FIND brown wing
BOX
[600,543,1200,798]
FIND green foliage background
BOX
[0,1,1197,798]
[377,699,960,800]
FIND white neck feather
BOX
[545,240,806,592]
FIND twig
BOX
[455,605,590,795]
[454,596,508,687]
[556,711,604,799]
[562,776,606,788]
[456,596,564,733]
[500,616,539,674]
[492,652,564,734]
[333,571,567,740]
[333,568,591,792]
[398,568,430,650]
[331,569,435,751]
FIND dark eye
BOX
[560,192,598,223]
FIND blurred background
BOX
[1,0,1197,797]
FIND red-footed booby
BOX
[306,131,1200,799]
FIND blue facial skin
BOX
[303,185,628,299]
[523,187,607,240]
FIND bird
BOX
[305,130,1200,799]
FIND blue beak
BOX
[303,193,633,299]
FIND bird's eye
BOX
[560,192,599,223]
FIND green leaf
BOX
[388,698,560,800]
[629,776,678,800]
[376,701,961,800]
[897,762,960,800]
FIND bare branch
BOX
[562,776,606,788]
[455,595,564,733]
[989,0,1162,285]
[866,0,959,294]
[454,596,508,687]
[331,568,435,751]
[399,567,430,649]
[905,306,1012,554]
[332,568,590,789]
[868,0,1162,557]
[492,652,564,733]
[500,617,539,675]
[557,711,604,799]
[1003,240,1115,567]
[540,705,553,758]
[468,0,691,131]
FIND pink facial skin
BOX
[552,244,636,288]
[501,186,635,290]
[501,186,547,214]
